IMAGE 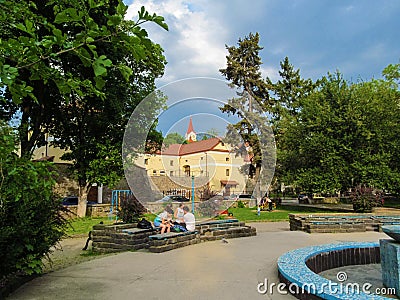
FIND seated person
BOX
[153,206,174,234]
[174,203,185,223]
[181,206,196,232]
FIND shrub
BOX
[351,186,382,213]
[117,193,146,223]
[237,200,245,208]
[0,125,68,278]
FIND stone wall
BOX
[92,223,154,253]
[92,219,257,253]
[62,204,112,219]
[289,213,400,233]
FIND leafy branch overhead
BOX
[0,0,168,218]
[0,1,168,105]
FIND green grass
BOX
[228,205,347,222]
[65,217,112,236]
[66,214,158,236]
[383,197,400,208]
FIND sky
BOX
[124,0,400,136]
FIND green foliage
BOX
[219,32,272,184]
[237,200,246,208]
[0,1,168,206]
[0,124,68,277]
[163,132,186,147]
[278,71,400,194]
[228,205,345,222]
[117,194,146,223]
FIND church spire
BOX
[185,117,196,143]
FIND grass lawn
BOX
[65,217,112,236]
[65,213,157,236]
[228,205,347,222]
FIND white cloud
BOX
[126,0,229,83]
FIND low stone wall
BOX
[92,223,155,253]
[289,214,400,233]
[86,204,111,217]
[62,204,112,219]
[149,231,200,253]
[92,219,257,253]
[196,219,256,241]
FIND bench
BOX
[148,231,200,253]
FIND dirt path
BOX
[42,236,110,273]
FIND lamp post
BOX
[191,175,195,213]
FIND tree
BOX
[219,32,273,197]
[279,71,400,194]
[0,1,168,217]
[0,123,67,278]
[266,57,315,192]
[0,1,167,157]
[163,132,186,147]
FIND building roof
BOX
[161,137,228,156]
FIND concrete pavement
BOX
[8,222,388,300]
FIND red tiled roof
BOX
[220,180,239,186]
[161,137,227,156]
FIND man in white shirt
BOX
[182,206,196,232]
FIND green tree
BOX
[0,123,67,277]
[163,132,186,147]
[0,0,167,157]
[0,1,168,217]
[280,71,400,194]
[219,33,272,196]
[266,57,316,192]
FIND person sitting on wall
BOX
[153,206,174,234]
[181,206,196,232]
[174,203,185,224]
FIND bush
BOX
[117,193,146,223]
[351,186,382,213]
[237,200,245,208]
[0,126,68,278]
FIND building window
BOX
[226,157,229,162]
[152,170,157,175]
[170,171,174,176]
[170,160,174,166]
[144,159,148,165]
[160,170,165,175]
[226,169,230,176]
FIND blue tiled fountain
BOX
[380,225,400,297]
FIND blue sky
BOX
[124,0,400,136]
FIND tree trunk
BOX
[77,184,90,218]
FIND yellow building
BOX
[139,120,249,196]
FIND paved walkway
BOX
[8,222,388,300]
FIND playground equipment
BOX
[110,190,132,221]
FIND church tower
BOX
[185,117,197,143]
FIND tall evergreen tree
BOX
[219,32,274,197]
